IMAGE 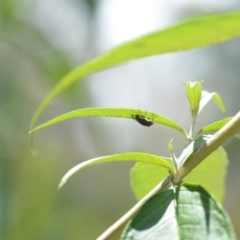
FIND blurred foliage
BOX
[0,0,114,239]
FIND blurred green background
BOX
[1,0,240,239]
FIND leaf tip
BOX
[58,180,65,190]
[181,81,186,86]
[221,106,226,112]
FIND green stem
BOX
[188,118,196,144]
[175,110,240,183]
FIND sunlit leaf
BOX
[199,90,226,114]
[196,117,232,138]
[31,12,240,128]
[30,107,188,137]
[122,184,236,240]
[184,147,228,202]
[130,162,169,200]
[184,81,202,118]
[130,159,170,200]
[59,152,173,189]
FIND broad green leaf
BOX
[184,147,228,202]
[199,90,226,114]
[122,188,177,239]
[196,117,232,138]
[184,81,202,118]
[121,184,236,240]
[29,107,188,138]
[59,152,173,189]
[130,162,169,201]
[31,12,240,128]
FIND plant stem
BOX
[176,110,240,183]
[188,118,196,144]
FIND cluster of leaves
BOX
[30,82,229,196]
[30,12,240,240]
[30,81,234,239]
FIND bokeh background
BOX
[1,0,240,239]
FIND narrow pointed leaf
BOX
[121,184,236,240]
[59,152,173,189]
[196,117,232,138]
[199,91,226,114]
[168,139,178,171]
[31,12,240,128]
[184,147,228,202]
[130,162,169,200]
[29,107,188,138]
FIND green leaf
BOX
[130,162,169,201]
[122,188,177,239]
[130,148,228,203]
[121,184,236,240]
[29,107,188,138]
[31,12,240,128]
[196,117,232,138]
[184,147,228,202]
[59,152,173,189]
[184,81,202,118]
[199,90,226,114]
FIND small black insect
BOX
[132,112,156,127]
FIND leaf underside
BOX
[121,184,236,240]
[199,91,226,114]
